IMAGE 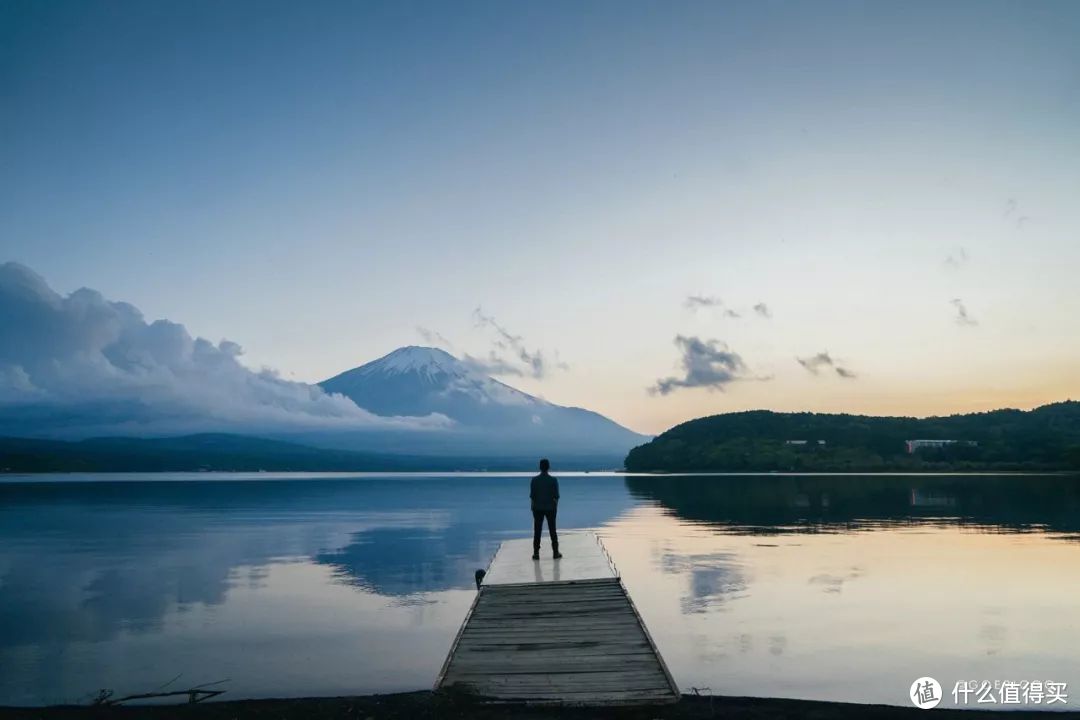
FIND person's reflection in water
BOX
[530,458,561,560]
[532,554,563,584]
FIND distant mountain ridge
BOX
[624,401,1080,472]
[315,346,648,460]
[0,434,560,473]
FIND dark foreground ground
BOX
[3,691,1079,720]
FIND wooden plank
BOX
[435,534,678,706]
[451,647,659,658]
[448,681,672,694]
[452,656,658,667]
[467,689,678,701]
[452,681,672,691]
[482,577,622,589]
[468,607,637,619]
[460,627,645,638]
[467,608,637,619]
[476,597,625,605]
[447,661,663,674]
[446,652,665,666]
[452,649,655,661]
[463,619,637,627]
[458,635,647,646]
[454,643,655,654]
[451,660,658,670]
[463,617,638,628]
[477,588,624,601]
[482,579,621,591]
[448,681,673,696]
[455,679,673,692]
[470,606,632,618]
[449,671,661,685]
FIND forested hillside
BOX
[624,401,1080,472]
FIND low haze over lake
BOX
[2,472,1078,709]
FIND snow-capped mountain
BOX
[317,346,649,460]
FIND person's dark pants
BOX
[532,509,558,553]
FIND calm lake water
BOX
[1,473,1079,709]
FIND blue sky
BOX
[3,0,1079,433]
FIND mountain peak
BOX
[317,346,648,458]
[361,345,463,379]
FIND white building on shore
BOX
[905,439,978,453]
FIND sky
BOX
[2,0,1079,435]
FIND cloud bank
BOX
[0,263,448,437]
[650,335,757,395]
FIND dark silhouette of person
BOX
[530,458,561,560]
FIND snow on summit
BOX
[360,346,464,380]
[317,346,648,457]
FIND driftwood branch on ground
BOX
[91,679,229,706]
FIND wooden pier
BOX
[436,532,679,705]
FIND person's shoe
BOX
[553,551,563,559]
[532,552,539,560]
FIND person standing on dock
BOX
[530,458,561,560]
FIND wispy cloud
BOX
[649,335,760,395]
[1004,198,1031,229]
[472,307,561,379]
[461,351,523,377]
[415,326,454,349]
[950,298,978,326]
[686,295,760,320]
[796,351,857,379]
[944,247,969,270]
[684,294,723,310]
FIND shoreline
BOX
[3,691,1079,719]
[4,469,1077,477]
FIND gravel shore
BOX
[4,691,1079,719]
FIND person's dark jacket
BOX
[530,472,559,512]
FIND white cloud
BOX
[0,263,450,437]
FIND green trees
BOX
[625,401,1080,472]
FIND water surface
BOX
[1,472,1078,708]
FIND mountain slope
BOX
[317,346,648,459]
